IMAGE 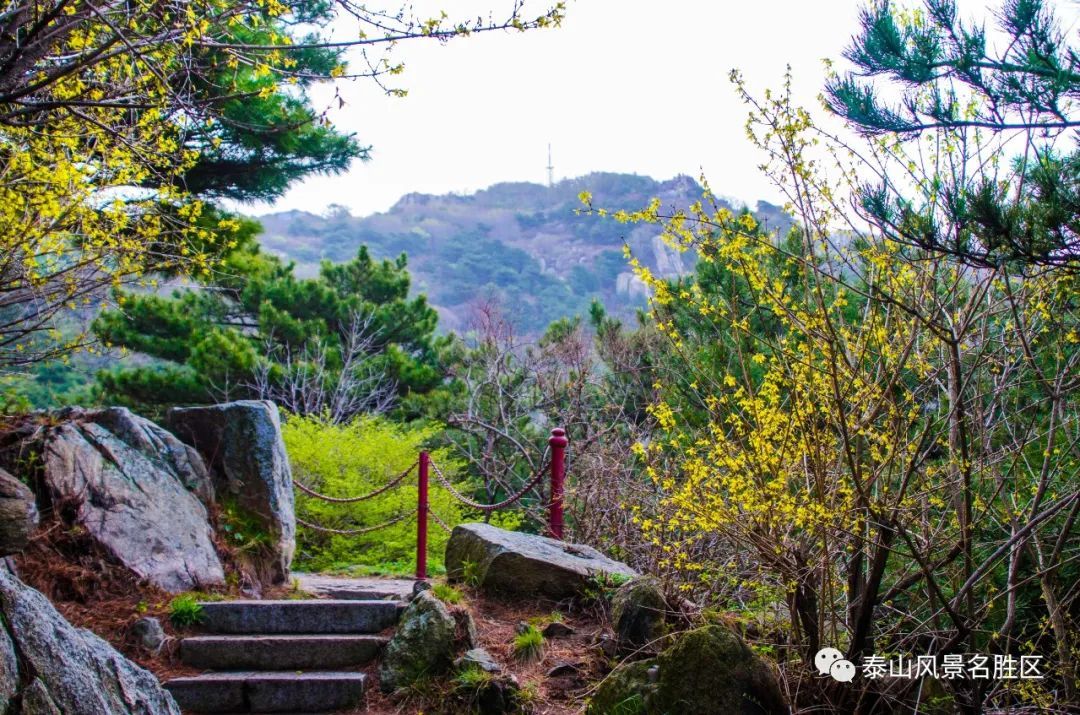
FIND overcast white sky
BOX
[252,0,1077,218]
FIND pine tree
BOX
[94,226,441,420]
[825,0,1078,271]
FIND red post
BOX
[416,451,429,580]
[548,428,568,540]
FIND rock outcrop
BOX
[0,468,37,557]
[379,590,457,692]
[167,400,295,584]
[41,407,224,592]
[611,576,668,656]
[445,522,637,600]
[0,566,181,714]
[589,625,787,715]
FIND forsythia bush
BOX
[283,415,467,574]
[584,71,1079,711]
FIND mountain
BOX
[254,173,792,333]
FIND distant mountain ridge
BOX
[254,173,792,333]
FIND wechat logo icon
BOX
[815,647,856,682]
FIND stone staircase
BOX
[165,593,405,713]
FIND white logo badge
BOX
[815,647,843,676]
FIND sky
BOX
[251,0,1077,219]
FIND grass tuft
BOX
[513,624,545,663]
[432,582,464,604]
[168,593,204,627]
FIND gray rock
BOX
[0,567,181,714]
[454,608,479,650]
[445,523,637,600]
[455,647,501,673]
[542,621,575,639]
[611,576,668,655]
[379,591,457,692]
[0,468,37,557]
[42,407,223,593]
[546,661,581,678]
[588,625,787,715]
[412,579,432,597]
[130,617,166,653]
[167,400,295,584]
[0,617,17,711]
[593,632,618,658]
[473,674,520,715]
[20,680,62,715]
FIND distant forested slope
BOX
[255,173,792,332]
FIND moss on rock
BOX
[589,625,786,715]
[611,577,668,656]
[589,660,656,714]
[379,591,458,692]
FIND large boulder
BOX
[41,407,223,592]
[0,468,37,556]
[167,400,295,584]
[379,590,457,692]
[589,625,787,715]
[445,522,637,600]
[611,577,669,656]
[0,566,181,714]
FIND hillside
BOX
[255,173,792,333]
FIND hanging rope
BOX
[296,512,411,536]
[429,458,549,513]
[430,510,454,534]
[292,461,417,504]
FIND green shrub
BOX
[283,415,468,575]
[513,625,544,663]
[169,594,204,627]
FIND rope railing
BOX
[292,461,417,504]
[428,457,550,513]
[291,427,570,580]
[295,511,412,536]
[430,510,454,534]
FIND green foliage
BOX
[512,625,544,663]
[459,559,483,588]
[168,594,205,627]
[283,414,467,574]
[584,571,634,605]
[95,230,441,419]
[825,0,1079,270]
[453,665,494,692]
[219,499,274,555]
[432,583,464,605]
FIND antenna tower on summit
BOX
[546,144,555,188]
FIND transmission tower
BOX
[546,144,555,188]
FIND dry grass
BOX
[12,515,208,681]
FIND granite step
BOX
[165,671,367,713]
[197,599,399,635]
[181,634,387,671]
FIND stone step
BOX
[198,599,400,634]
[181,634,387,670]
[165,671,366,713]
[294,573,414,602]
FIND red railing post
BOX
[416,451,429,580]
[548,428,568,540]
